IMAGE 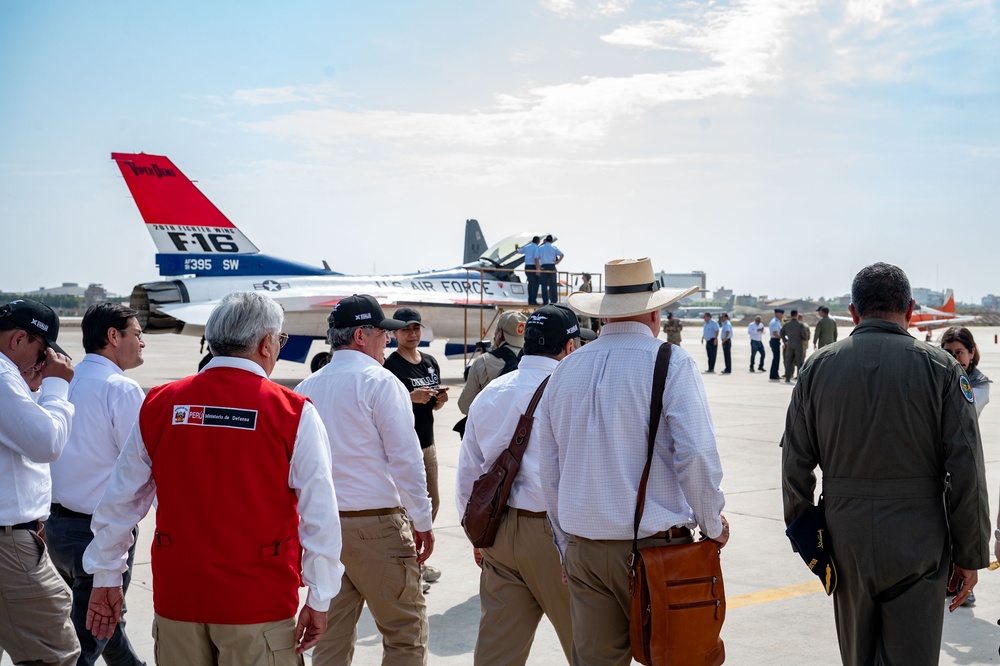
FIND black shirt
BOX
[384,350,441,449]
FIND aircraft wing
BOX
[830,315,855,323]
[912,316,981,331]
[312,290,520,310]
[154,301,219,328]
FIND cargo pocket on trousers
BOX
[381,549,420,602]
[263,621,297,666]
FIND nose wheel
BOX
[310,351,331,372]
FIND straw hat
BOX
[567,258,699,318]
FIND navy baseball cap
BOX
[0,299,68,356]
[786,500,837,596]
[526,304,597,346]
[328,295,406,331]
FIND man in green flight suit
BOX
[779,309,808,382]
[813,305,838,349]
[781,262,989,666]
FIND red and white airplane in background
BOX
[907,290,981,332]
[832,289,981,333]
[112,152,559,370]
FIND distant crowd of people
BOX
[0,258,993,666]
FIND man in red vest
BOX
[83,291,344,664]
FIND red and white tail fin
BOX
[111,152,260,255]
[941,289,955,314]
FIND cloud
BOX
[540,0,631,18]
[232,81,352,106]
[243,1,815,150]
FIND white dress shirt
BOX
[84,356,344,612]
[536,321,725,557]
[50,354,145,514]
[295,349,433,532]
[0,351,73,525]
[456,355,558,516]
[747,322,765,342]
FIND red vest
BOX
[140,366,306,624]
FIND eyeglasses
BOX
[277,332,289,348]
[26,332,47,364]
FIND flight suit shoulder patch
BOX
[959,375,975,403]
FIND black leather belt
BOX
[50,503,92,520]
[650,526,692,539]
[6,520,39,531]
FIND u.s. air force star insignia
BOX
[960,375,975,404]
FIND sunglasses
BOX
[277,332,289,348]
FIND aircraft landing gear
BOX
[311,351,332,372]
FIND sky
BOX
[1,0,998,304]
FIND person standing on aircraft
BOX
[941,326,990,415]
[537,234,564,304]
[458,311,528,416]
[84,292,342,663]
[0,300,78,666]
[537,258,728,665]
[719,312,733,374]
[748,315,766,372]
[768,308,784,380]
[384,307,448,586]
[701,311,720,373]
[296,294,434,665]
[516,236,542,306]
[780,309,807,383]
[782,262,989,665]
[578,272,600,332]
[663,311,683,345]
[457,304,595,665]
[813,306,838,349]
[47,303,148,666]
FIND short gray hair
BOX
[205,292,284,357]
[328,325,367,350]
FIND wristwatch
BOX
[994,528,1000,541]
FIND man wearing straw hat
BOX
[537,258,729,666]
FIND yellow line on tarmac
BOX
[727,580,824,609]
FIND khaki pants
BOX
[312,512,427,666]
[422,445,439,523]
[0,526,80,666]
[475,510,572,665]
[563,532,692,666]
[152,614,300,666]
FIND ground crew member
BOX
[813,306,838,348]
[663,311,683,345]
[781,262,989,665]
[458,311,528,415]
[780,309,807,382]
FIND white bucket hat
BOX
[567,258,699,318]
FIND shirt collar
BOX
[201,355,269,378]
[517,355,559,372]
[599,321,655,338]
[849,318,912,338]
[81,353,125,375]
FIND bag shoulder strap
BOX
[504,375,551,462]
[631,343,672,552]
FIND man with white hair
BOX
[84,291,343,664]
[537,259,729,665]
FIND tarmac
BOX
[5,323,1000,665]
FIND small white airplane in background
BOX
[112,152,549,370]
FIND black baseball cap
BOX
[526,304,597,346]
[786,502,837,596]
[328,295,406,331]
[0,299,68,356]
[393,307,423,326]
